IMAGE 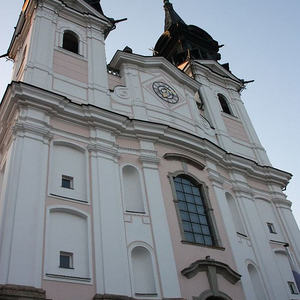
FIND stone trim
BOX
[163,153,205,171]
[181,257,241,284]
[0,284,46,299]
[93,295,184,300]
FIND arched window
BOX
[131,246,156,295]
[248,264,267,300]
[173,175,214,246]
[63,31,79,54]
[218,94,232,115]
[122,165,145,213]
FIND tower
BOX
[0,1,299,300]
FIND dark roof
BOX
[83,0,103,14]
[154,1,221,66]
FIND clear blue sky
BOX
[0,0,299,226]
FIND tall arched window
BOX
[131,246,156,295]
[218,94,232,115]
[174,175,215,246]
[122,165,145,213]
[63,30,79,54]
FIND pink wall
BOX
[53,50,88,84]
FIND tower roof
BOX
[83,0,103,14]
[154,1,221,66]
[163,0,185,31]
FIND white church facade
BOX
[0,0,299,299]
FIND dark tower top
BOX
[83,0,103,14]
[154,0,221,66]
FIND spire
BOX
[154,1,221,66]
[163,0,185,31]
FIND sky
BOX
[0,0,299,227]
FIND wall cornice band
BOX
[0,81,292,190]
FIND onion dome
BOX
[154,0,221,66]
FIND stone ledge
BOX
[94,295,131,300]
[0,284,46,299]
[93,295,184,300]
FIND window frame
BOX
[169,172,222,249]
[288,281,299,295]
[61,175,74,190]
[217,93,233,116]
[59,251,74,269]
[267,222,277,234]
[62,30,79,54]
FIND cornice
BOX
[0,82,292,190]
[13,121,53,143]
[87,143,120,159]
[192,60,243,90]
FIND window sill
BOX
[125,210,146,215]
[135,293,158,297]
[59,266,74,270]
[56,47,87,61]
[61,186,74,190]
[45,273,91,283]
[181,240,225,251]
[221,112,239,121]
[49,193,89,204]
[237,232,248,238]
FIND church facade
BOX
[0,1,299,299]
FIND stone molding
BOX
[181,257,241,284]
[93,296,183,300]
[1,81,292,189]
[0,284,46,300]
[163,153,205,171]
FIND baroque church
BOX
[0,0,299,299]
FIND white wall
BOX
[122,165,145,213]
[45,208,90,281]
[131,246,156,295]
[50,142,87,202]
[248,264,268,300]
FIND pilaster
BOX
[89,128,131,296]
[138,140,181,299]
[0,112,51,288]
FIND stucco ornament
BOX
[114,86,130,99]
[152,81,179,104]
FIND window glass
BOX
[59,252,73,269]
[174,175,215,246]
[61,175,73,189]
[218,94,232,115]
[267,222,277,234]
[63,31,79,54]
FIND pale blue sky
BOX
[0,0,299,226]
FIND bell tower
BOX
[154,0,270,165]
[9,0,113,107]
